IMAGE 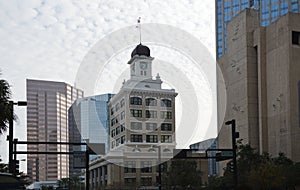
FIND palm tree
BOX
[0,73,13,134]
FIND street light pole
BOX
[225,119,238,189]
[158,146,161,190]
[8,101,13,174]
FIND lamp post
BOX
[148,145,161,190]
[225,119,238,189]
[7,101,27,174]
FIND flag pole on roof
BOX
[136,17,142,44]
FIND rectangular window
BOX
[130,109,142,117]
[146,98,157,106]
[121,135,125,144]
[116,138,120,146]
[121,111,125,120]
[292,31,300,45]
[130,134,143,142]
[161,123,172,131]
[116,126,120,135]
[130,97,142,105]
[116,103,120,111]
[111,129,116,137]
[111,107,115,115]
[141,161,152,174]
[146,123,158,131]
[146,110,157,118]
[146,135,158,143]
[161,135,172,143]
[121,124,125,132]
[161,111,172,119]
[131,122,142,130]
[161,99,172,107]
[125,178,136,183]
[124,161,136,173]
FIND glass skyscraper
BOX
[69,94,114,153]
[216,0,300,58]
[68,93,114,175]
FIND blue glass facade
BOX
[69,93,114,155]
[216,0,300,58]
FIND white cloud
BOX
[0,0,215,171]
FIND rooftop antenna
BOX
[136,17,142,44]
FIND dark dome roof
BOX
[131,44,150,58]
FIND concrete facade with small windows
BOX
[217,9,300,174]
[26,79,83,182]
[89,44,178,189]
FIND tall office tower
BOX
[89,44,178,188]
[26,79,83,182]
[217,9,300,174]
[68,94,113,175]
[216,0,300,58]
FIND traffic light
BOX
[11,160,20,174]
[227,160,234,173]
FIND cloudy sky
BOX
[0,0,216,172]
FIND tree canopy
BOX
[0,73,13,134]
[207,143,300,190]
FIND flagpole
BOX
[137,17,141,44]
[139,21,141,44]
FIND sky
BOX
[0,0,216,172]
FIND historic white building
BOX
[89,44,178,188]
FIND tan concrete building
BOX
[217,9,300,167]
[26,79,83,182]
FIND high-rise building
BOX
[217,9,300,173]
[216,0,300,58]
[26,79,83,182]
[68,94,113,175]
[89,44,178,189]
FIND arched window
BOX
[130,97,142,105]
[146,98,157,106]
[161,99,172,107]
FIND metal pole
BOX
[231,120,238,189]
[8,101,13,174]
[13,138,17,175]
[158,146,161,190]
[85,149,90,190]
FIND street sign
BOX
[221,150,233,157]
[216,150,233,162]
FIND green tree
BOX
[163,159,203,189]
[208,143,300,190]
[58,177,70,188]
[0,74,13,134]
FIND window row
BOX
[130,97,172,107]
[130,122,172,131]
[111,111,125,126]
[130,109,172,119]
[110,99,125,115]
[111,124,126,137]
[111,135,126,148]
[130,134,172,143]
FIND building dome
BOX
[131,44,150,58]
